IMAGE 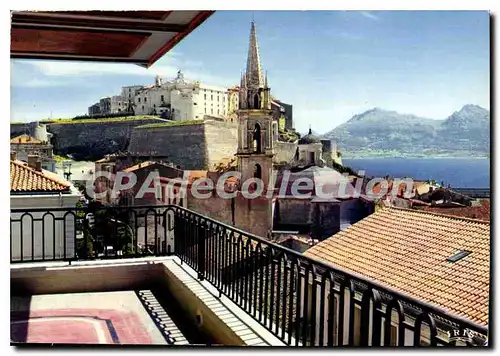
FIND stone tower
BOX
[234,21,275,239]
[237,21,274,193]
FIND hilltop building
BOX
[89,71,232,121]
[88,95,128,117]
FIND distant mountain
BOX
[322,105,490,158]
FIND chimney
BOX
[28,155,39,170]
[35,161,42,172]
[10,152,16,161]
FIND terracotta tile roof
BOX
[422,200,490,222]
[304,207,490,326]
[121,161,178,173]
[186,170,208,184]
[121,161,156,172]
[10,134,42,144]
[95,157,111,163]
[10,160,70,193]
[370,180,415,198]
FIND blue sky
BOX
[10,10,490,133]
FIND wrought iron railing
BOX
[10,205,489,347]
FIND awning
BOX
[11,10,214,68]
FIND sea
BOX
[343,158,491,188]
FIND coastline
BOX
[342,155,489,160]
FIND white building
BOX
[131,71,229,120]
[110,95,127,114]
[10,156,82,262]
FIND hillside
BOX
[322,105,490,158]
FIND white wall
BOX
[298,143,323,165]
[129,80,229,119]
[198,85,228,117]
[10,190,81,262]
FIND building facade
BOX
[130,71,230,120]
[10,135,57,172]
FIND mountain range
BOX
[321,105,490,158]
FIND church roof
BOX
[298,128,321,144]
[245,21,264,88]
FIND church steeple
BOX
[246,21,264,88]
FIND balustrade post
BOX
[197,220,206,281]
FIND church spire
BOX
[245,21,264,88]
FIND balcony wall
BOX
[10,204,489,347]
[11,257,285,346]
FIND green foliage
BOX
[136,119,205,129]
[278,127,299,143]
[278,115,286,131]
[53,154,71,162]
[332,161,357,176]
[41,115,158,125]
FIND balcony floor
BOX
[11,290,192,345]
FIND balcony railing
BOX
[10,205,488,347]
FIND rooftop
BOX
[298,128,321,145]
[422,200,490,222]
[10,204,489,346]
[10,160,70,193]
[11,135,44,145]
[121,161,176,173]
[304,207,490,326]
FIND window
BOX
[447,250,471,262]
[217,109,219,115]
[211,109,213,114]
[204,94,206,100]
[204,108,207,114]
[194,103,197,106]
[211,95,213,100]
[161,95,164,102]
[144,97,147,103]
[138,98,141,102]
[253,123,262,153]
[142,105,144,111]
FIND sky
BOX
[10,10,490,134]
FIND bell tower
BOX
[237,21,274,194]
